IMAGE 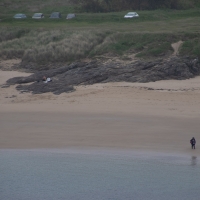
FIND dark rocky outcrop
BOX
[6,56,200,95]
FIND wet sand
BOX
[0,70,200,156]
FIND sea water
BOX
[0,149,199,200]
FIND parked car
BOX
[32,13,44,19]
[66,13,76,19]
[13,13,27,19]
[124,12,139,18]
[50,12,61,19]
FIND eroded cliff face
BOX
[5,56,200,95]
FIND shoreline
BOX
[0,110,199,156]
[1,147,198,160]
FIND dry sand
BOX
[0,70,200,156]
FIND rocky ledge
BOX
[6,56,200,95]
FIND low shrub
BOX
[90,33,178,58]
[179,38,200,58]
[0,27,30,42]
[0,27,200,66]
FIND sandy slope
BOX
[0,70,200,156]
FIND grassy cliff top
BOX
[1,3,200,68]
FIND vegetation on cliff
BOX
[0,1,200,69]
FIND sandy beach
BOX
[0,70,200,156]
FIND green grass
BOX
[179,38,200,57]
[1,8,200,24]
[89,33,182,58]
[1,8,200,36]
[1,8,200,68]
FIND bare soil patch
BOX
[171,40,183,56]
[0,59,21,71]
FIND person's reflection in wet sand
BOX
[191,156,197,166]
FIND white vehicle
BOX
[124,12,139,18]
[32,13,44,19]
[13,13,27,19]
[66,13,76,19]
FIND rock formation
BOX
[6,56,200,95]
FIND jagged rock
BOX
[6,56,200,95]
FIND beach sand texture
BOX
[0,70,200,156]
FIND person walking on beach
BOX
[190,137,196,149]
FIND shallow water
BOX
[0,149,199,200]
